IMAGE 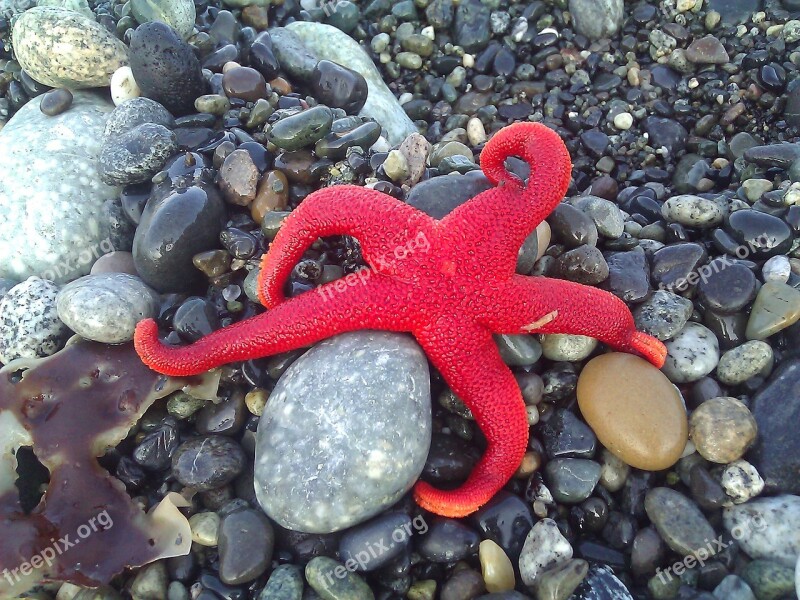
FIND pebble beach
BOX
[0,0,800,599]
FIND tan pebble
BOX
[689,397,757,463]
[577,353,688,471]
[245,389,269,416]
[189,511,220,546]
[479,540,515,592]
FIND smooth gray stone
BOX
[286,22,418,145]
[0,92,121,284]
[56,273,158,343]
[645,487,717,556]
[255,331,431,533]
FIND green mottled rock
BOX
[533,559,589,600]
[258,565,303,599]
[13,7,129,88]
[741,560,795,600]
[286,21,417,145]
[305,557,374,600]
[746,281,800,340]
[131,0,196,39]
[268,106,333,151]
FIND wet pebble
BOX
[553,245,609,285]
[268,105,333,151]
[661,195,725,228]
[544,458,601,504]
[745,282,800,340]
[338,512,413,571]
[218,508,274,585]
[171,435,246,491]
[696,260,757,314]
[310,60,369,114]
[56,273,157,343]
[571,196,624,239]
[218,149,260,206]
[222,66,267,102]
[133,184,227,292]
[418,518,480,563]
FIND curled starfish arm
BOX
[257,185,435,308]
[488,275,667,368]
[413,322,529,518]
[441,122,572,277]
[135,276,413,377]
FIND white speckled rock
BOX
[111,66,142,106]
[254,331,431,533]
[285,22,417,146]
[13,7,129,88]
[519,518,573,587]
[723,495,800,567]
[540,334,598,361]
[633,290,694,341]
[0,92,124,284]
[0,277,69,364]
[662,322,720,383]
[716,341,773,385]
[796,555,799,600]
[721,460,765,505]
[56,273,158,343]
[661,194,726,228]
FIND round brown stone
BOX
[251,170,289,224]
[222,66,267,102]
[577,353,688,471]
[688,397,757,463]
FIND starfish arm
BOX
[485,275,667,367]
[413,322,529,518]
[135,276,413,377]
[258,185,435,308]
[439,123,571,277]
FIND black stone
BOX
[696,259,757,313]
[133,419,179,471]
[339,513,413,571]
[129,22,206,116]
[471,491,534,562]
[172,435,246,491]
[538,408,597,459]
[418,518,481,562]
[311,60,369,114]
[603,246,651,303]
[725,209,793,258]
[133,184,227,292]
[650,243,708,292]
[749,359,800,494]
[218,508,274,585]
[645,116,688,155]
[249,31,280,80]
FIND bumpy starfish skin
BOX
[135,122,667,518]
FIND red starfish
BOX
[135,122,667,518]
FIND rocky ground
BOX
[1,0,800,599]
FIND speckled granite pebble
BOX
[724,496,800,567]
[716,341,773,385]
[0,277,69,364]
[0,92,123,284]
[662,322,720,383]
[12,7,129,88]
[56,273,158,343]
[254,331,431,533]
[632,290,693,341]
